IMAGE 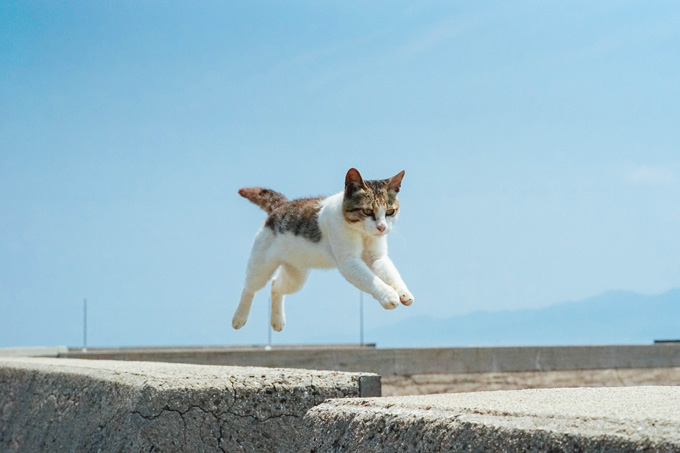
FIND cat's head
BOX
[342,168,405,237]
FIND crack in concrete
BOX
[217,422,230,453]
[2,359,369,452]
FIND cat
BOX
[232,168,413,332]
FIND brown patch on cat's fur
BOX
[265,197,324,243]
[343,169,402,223]
[239,187,289,214]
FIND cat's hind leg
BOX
[232,234,279,330]
[270,264,309,332]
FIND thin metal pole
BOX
[268,297,272,346]
[359,291,364,345]
[83,298,87,352]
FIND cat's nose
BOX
[376,224,386,232]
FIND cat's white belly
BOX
[269,232,336,269]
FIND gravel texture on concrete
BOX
[304,386,680,452]
[0,357,378,452]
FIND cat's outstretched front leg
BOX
[370,256,414,306]
[339,258,401,309]
[363,237,414,306]
[330,232,401,309]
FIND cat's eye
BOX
[386,209,396,216]
[362,209,374,217]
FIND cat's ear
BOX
[345,168,366,189]
[387,170,405,193]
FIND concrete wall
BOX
[0,357,379,452]
[64,344,680,375]
[0,346,68,357]
[3,356,679,452]
[305,386,680,452]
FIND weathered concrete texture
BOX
[0,357,378,452]
[305,386,680,452]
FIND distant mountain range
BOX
[370,289,680,348]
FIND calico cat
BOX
[232,168,413,332]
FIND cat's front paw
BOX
[398,288,414,306]
[378,288,400,310]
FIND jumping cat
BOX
[232,168,413,332]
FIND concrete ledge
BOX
[304,386,680,452]
[0,346,68,357]
[0,357,379,452]
[64,344,680,374]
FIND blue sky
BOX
[2,1,679,348]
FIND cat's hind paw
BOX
[271,315,286,332]
[232,315,248,330]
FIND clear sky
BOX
[2,1,679,348]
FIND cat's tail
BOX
[238,187,289,214]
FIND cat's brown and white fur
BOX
[232,168,413,331]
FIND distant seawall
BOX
[63,344,680,375]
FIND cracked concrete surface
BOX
[0,357,377,452]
